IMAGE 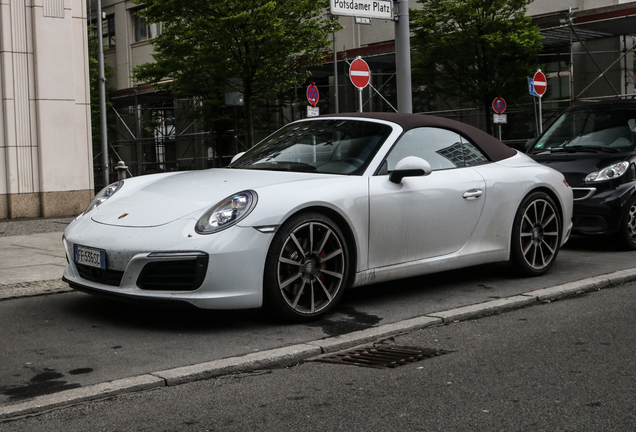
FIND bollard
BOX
[115,160,128,180]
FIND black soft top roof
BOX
[321,112,517,162]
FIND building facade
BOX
[89,1,636,189]
[0,0,93,219]
[11,1,635,219]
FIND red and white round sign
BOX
[533,70,547,97]
[349,58,370,89]
[492,96,506,114]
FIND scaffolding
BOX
[93,92,230,190]
[93,4,636,186]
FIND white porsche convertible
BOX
[63,113,573,321]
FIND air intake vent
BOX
[137,253,208,291]
[76,264,124,287]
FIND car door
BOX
[368,127,488,268]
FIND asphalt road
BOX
[1,233,635,417]
[2,280,634,431]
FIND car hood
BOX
[529,152,630,186]
[90,169,333,227]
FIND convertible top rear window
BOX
[230,119,393,175]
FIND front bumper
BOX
[571,183,635,235]
[62,216,274,309]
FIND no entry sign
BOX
[349,58,370,89]
[533,70,547,97]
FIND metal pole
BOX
[394,0,412,113]
[97,0,109,185]
[358,88,363,113]
[538,96,543,134]
[333,31,339,113]
[498,124,502,141]
[569,9,574,105]
[533,96,539,136]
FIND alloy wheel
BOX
[518,198,560,271]
[276,220,345,315]
[626,200,636,243]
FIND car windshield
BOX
[229,119,393,175]
[531,106,636,153]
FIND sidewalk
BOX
[0,216,76,300]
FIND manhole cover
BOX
[315,344,451,369]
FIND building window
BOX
[133,9,163,42]
[102,14,116,49]
[91,15,115,49]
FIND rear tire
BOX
[511,191,561,276]
[263,212,349,322]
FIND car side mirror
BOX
[389,156,432,184]
[230,152,246,164]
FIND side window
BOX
[385,127,487,171]
[462,141,489,167]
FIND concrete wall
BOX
[0,0,93,219]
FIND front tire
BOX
[511,191,561,276]
[617,196,636,250]
[263,212,349,322]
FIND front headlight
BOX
[84,181,124,214]
[585,161,630,182]
[195,191,257,234]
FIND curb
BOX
[2,268,636,420]
[0,280,71,301]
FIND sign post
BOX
[349,57,371,112]
[330,0,412,113]
[532,69,547,134]
[492,96,507,141]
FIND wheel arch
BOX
[511,186,566,245]
[509,186,564,276]
[282,205,359,287]
[514,186,565,234]
[529,185,565,222]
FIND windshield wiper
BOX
[549,145,620,153]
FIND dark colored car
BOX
[527,101,636,249]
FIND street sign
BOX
[492,97,506,114]
[355,17,371,25]
[528,77,539,97]
[307,106,320,117]
[307,83,319,107]
[349,58,370,89]
[533,70,547,97]
[493,114,507,124]
[330,0,392,19]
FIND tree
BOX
[410,0,543,134]
[132,0,340,147]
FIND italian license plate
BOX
[74,244,106,269]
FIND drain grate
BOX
[315,344,451,369]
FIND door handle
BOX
[463,189,483,200]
